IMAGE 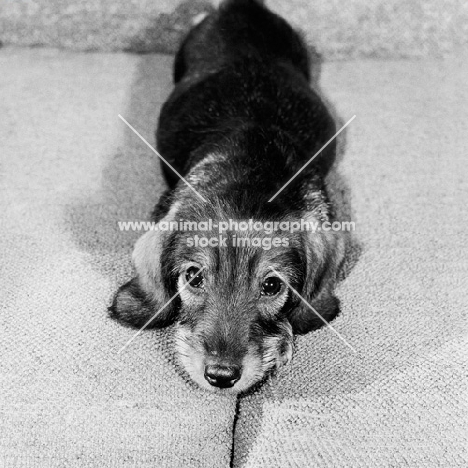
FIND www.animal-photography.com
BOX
[1,0,466,467]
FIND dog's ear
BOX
[109,203,179,329]
[288,216,346,334]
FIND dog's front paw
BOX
[108,278,155,329]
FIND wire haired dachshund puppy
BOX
[110,0,347,393]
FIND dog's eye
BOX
[186,267,204,288]
[261,276,282,296]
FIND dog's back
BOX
[157,0,336,193]
[174,0,311,84]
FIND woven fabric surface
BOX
[233,55,468,467]
[0,48,237,468]
[1,46,467,467]
[0,0,467,59]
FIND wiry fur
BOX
[109,0,347,393]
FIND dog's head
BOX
[111,187,345,393]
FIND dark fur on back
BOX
[157,0,336,191]
[110,0,346,393]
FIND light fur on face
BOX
[174,324,289,393]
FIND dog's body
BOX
[111,0,346,393]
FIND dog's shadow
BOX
[66,53,170,281]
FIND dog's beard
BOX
[174,322,293,393]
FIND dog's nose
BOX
[204,364,241,388]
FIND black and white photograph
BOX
[1,0,466,466]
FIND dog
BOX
[110,0,347,393]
